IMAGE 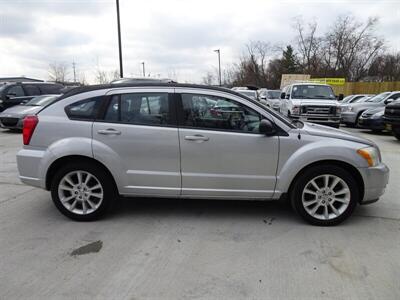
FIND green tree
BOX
[282,45,298,73]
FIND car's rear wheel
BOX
[291,165,359,226]
[51,162,116,221]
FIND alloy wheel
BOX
[57,171,104,215]
[301,174,351,220]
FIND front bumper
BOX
[358,117,385,130]
[341,112,357,124]
[358,163,389,204]
[0,116,23,129]
[291,115,340,125]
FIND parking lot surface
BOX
[1,128,399,299]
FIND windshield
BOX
[291,85,336,100]
[238,91,256,98]
[365,92,391,103]
[341,95,353,103]
[354,96,370,103]
[267,90,281,99]
[25,95,59,106]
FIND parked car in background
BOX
[341,91,400,127]
[280,83,342,128]
[16,83,389,225]
[0,82,64,112]
[341,94,373,104]
[358,107,385,133]
[384,99,400,140]
[259,89,282,111]
[236,89,258,100]
[0,95,60,130]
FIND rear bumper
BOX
[16,148,48,189]
[358,163,389,205]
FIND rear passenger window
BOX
[24,85,41,96]
[39,84,62,94]
[103,93,170,126]
[65,97,103,120]
[7,85,25,97]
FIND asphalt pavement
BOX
[0,127,399,299]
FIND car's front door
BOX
[92,88,181,196]
[176,90,279,199]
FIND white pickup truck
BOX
[279,83,342,128]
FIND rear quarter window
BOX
[65,96,104,120]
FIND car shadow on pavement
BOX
[108,197,300,225]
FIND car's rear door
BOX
[92,87,181,196]
[176,88,279,199]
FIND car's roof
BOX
[289,82,331,86]
[59,82,250,100]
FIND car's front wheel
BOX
[393,127,400,140]
[291,165,359,226]
[51,162,116,221]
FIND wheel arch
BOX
[286,160,365,204]
[45,155,118,193]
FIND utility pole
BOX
[214,49,222,86]
[72,60,77,83]
[141,62,145,77]
[116,0,123,78]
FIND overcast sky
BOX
[0,0,399,83]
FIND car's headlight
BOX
[0,100,3,104]
[357,147,381,167]
[292,105,300,115]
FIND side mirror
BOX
[384,99,393,105]
[280,92,286,99]
[6,93,16,99]
[260,96,266,100]
[338,94,344,101]
[259,119,277,136]
[285,93,290,99]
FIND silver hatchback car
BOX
[17,83,389,225]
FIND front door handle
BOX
[97,128,121,135]
[184,134,209,142]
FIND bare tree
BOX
[94,69,120,84]
[48,62,69,83]
[201,71,215,85]
[324,15,385,80]
[293,17,322,74]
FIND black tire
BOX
[393,128,400,140]
[50,162,116,221]
[355,112,364,127]
[291,164,359,226]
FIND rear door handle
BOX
[97,128,121,135]
[184,134,209,142]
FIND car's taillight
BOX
[23,115,38,145]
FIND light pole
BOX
[214,49,221,86]
[116,0,123,78]
[141,62,145,77]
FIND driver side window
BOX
[181,93,262,133]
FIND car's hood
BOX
[291,99,339,106]
[301,122,375,147]
[0,105,41,116]
[364,106,384,114]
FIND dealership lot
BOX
[0,128,399,299]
